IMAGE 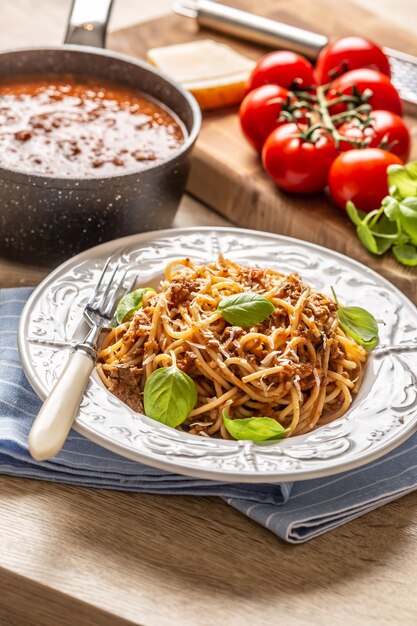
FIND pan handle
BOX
[64,0,114,48]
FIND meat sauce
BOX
[0,76,186,177]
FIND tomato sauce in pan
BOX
[0,76,186,177]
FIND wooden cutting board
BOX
[109,0,417,304]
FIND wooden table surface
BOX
[1,2,417,625]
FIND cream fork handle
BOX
[28,350,94,461]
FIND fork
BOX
[28,259,135,462]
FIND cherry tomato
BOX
[315,36,391,85]
[239,84,291,153]
[337,123,374,152]
[329,69,403,116]
[338,110,410,162]
[367,110,410,162]
[262,123,338,194]
[328,148,403,212]
[247,51,315,92]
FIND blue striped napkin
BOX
[2,287,417,543]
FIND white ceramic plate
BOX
[19,227,417,483]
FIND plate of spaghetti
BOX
[19,227,417,482]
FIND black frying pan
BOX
[0,0,201,264]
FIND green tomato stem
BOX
[278,83,375,146]
[315,86,368,149]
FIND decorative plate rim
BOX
[18,226,417,483]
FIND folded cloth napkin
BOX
[2,287,417,543]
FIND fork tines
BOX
[88,258,132,319]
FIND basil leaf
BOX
[393,243,417,266]
[382,196,401,221]
[401,197,417,211]
[399,198,417,242]
[388,162,417,200]
[357,223,379,254]
[218,292,275,328]
[144,365,197,428]
[373,215,397,236]
[222,410,287,441]
[369,215,397,254]
[389,185,402,202]
[349,161,417,266]
[337,306,379,351]
[372,236,393,255]
[112,288,155,325]
[356,220,394,255]
[405,161,417,179]
[346,201,366,226]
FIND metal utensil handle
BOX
[174,0,328,59]
[64,0,114,48]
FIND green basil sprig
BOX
[218,292,275,328]
[388,161,417,199]
[143,362,197,428]
[112,287,155,325]
[346,160,417,266]
[222,410,287,441]
[331,288,379,351]
[393,243,417,266]
[398,197,417,243]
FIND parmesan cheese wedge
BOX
[147,39,256,110]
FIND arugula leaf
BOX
[393,244,417,266]
[337,305,379,351]
[143,364,197,428]
[222,410,288,441]
[218,292,275,328]
[112,287,155,325]
[388,162,417,200]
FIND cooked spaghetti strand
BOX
[97,257,367,439]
